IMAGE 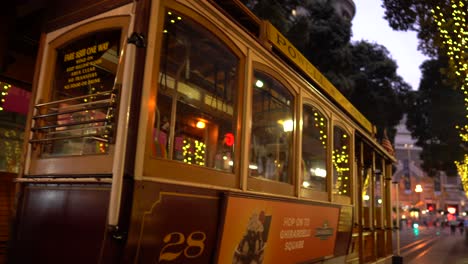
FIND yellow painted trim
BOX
[263,21,374,135]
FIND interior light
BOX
[255,80,264,88]
[302,181,310,188]
[282,119,293,132]
[363,195,370,201]
[196,120,206,129]
[311,168,327,177]
[249,164,258,170]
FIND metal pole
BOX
[394,182,401,256]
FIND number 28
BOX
[159,231,207,261]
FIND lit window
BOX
[249,70,294,183]
[154,10,239,172]
[302,105,327,192]
[332,126,350,196]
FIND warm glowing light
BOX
[448,207,457,214]
[302,181,310,188]
[415,184,423,193]
[249,164,258,170]
[433,2,468,196]
[196,120,206,129]
[255,80,264,88]
[282,119,294,132]
[363,194,370,201]
[311,167,327,177]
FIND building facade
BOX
[392,115,467,226]
[330,0,356,21]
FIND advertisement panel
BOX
[217,194,340,264]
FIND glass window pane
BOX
[249,70,294,183]
[375,159,383,207]
[0,81,29,173]
[42,29,121,157]
[302,105,327,191]
[333,126,350,196]
[154,10,239,172]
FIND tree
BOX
[347,41,411,139]
[381,0,446,57]
[243,0,410,140]
[292,0,355,95]
[241,0,299,33]
[406,59,466,176]
[383,0,468,177]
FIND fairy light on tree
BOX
[314,111,328,148]
[183,138,206,166]
[0,82,12,111]
[432,1,468,194]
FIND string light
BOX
[182,138,206,166]
[332,129,350,195]
[0,82,12,111]
[432,1,468,195]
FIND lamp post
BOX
[404,143,413,191]
[415,184,423,220]
[393,181,401,257]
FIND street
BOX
[394,225,468,263]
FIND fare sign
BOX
[54,30,121,94]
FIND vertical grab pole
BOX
[108,8,136,228]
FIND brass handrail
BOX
[29,134,109,143]
[45,125,111,135]
[34,90,115,108]
[30,88,118,147]
[31,118,110,131]
[33,100,115,119]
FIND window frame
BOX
[141,1,246,189]
[27,15,131,176]
[331,120,354,204]
[247,62,297,196]
[299,100,331,201]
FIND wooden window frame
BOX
[299,101,330,201]
[247,63,297,197]
[142,1,245,189]
[27,15,130,176]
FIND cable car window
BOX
[249,70,294,184]
[39,29,121,157]
[333,126,351,196]
[154,10,239,172]
[302,104,327,192]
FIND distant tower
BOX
[329,0,356,21]
[293,0,356,22]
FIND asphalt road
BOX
[394,226,468,263]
